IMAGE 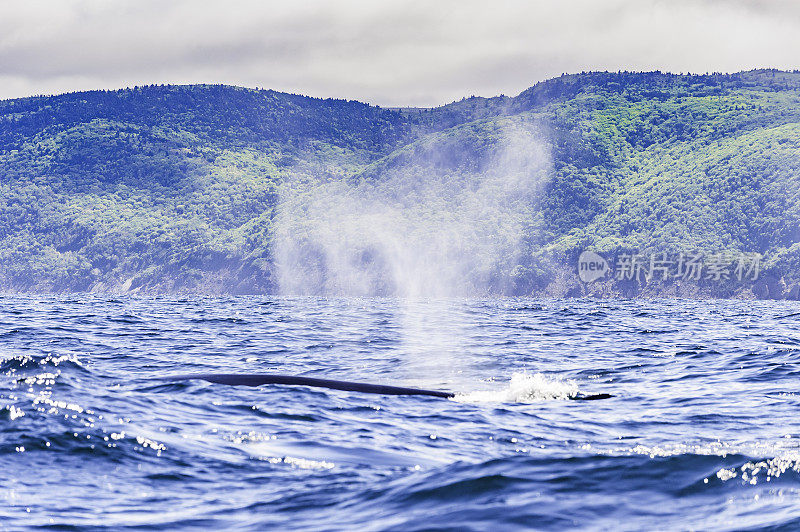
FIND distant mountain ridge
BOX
[2,69,800,297]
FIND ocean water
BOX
[2,296,800,530]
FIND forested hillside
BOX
[2,70,800,297]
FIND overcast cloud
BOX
[1,0,799,107]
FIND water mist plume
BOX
[274,118,553,297]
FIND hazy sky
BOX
[1,0,799,107]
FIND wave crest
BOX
[454,372,578,403]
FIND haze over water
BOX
[3,295,800,529]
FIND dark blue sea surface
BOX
[3,296,800,530]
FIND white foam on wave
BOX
[453,372,579,403]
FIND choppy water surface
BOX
[3,296,800,530]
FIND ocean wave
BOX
[2,296,800,530]
[0,352,85,373]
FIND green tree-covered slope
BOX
[1,71,800,296]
